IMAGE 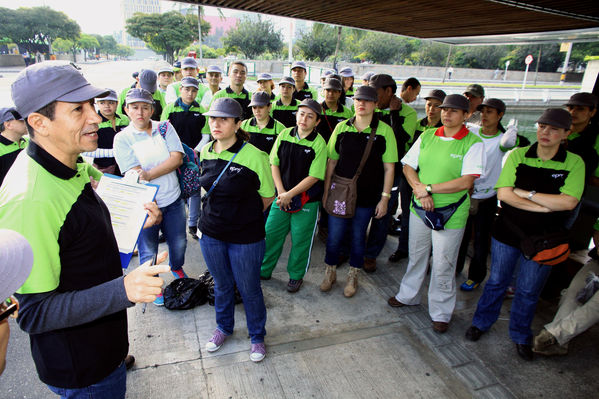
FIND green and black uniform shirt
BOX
[317,101,354,143]
[241,117,286,155]
[94,112,129,171]
[166,81,209,105]
[414,116,442,143]
[271,126,327,202]
[271,98,301,128]
[160,99,208,149]
[375,102,418,160]
[566,122,599,183]
[493,143,585,248]
[199,139,275,243]
[292,82,318,102]
[0,141,131,388]
[211,86,253,120]
[118,86,166,121]
[328,117,398,207]
[0,134,28,185]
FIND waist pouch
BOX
[412,194,467,231]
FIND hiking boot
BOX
[188,225,198,239]
[250,343,266,362]
[363,258,377,273]
[287,279,303,293]
[343,267,359,298]
[171,268,188,279]
[205,329,227,353]
[320,265,336,292]
[387,296,406,307]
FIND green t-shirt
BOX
[0,135,28,156]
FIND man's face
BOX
[252,105,270,121]
[480,106,503,130]
[464,93,483,111]
[229,64,247,86]
[425,99,442,121]
[126,102,154,130]
[291,67,306,83]
[567,105,596,128]
[158,72,173,88]
[280,83,294,98]
[5,119,27,135]
[375,87,392,109]
[403,85,421,103]
[537,123,569,148]
[325,89,341,104]
[296,107,319,133]
[354,98,376,117]
[42,100,102,156]
[180,86,198,105]
[206,72,222,87]
[182,67,197,78]
[96,100,117,118]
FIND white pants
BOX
[396,214,465,322]
[545,260,599,346]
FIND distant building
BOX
[120,0,161,49]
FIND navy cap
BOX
[99,89,118,102]
[181,57,198,69]
[11,61,109,117]
[132,71,139,79]
[180,77,199,89]
[477,98,506,114]
[298,99,322,116]
[565,92,598,108]
[424,89,446,103]
[339,67,354,78]
[464,84,485,98]
[291,61,307,71]
[439,94,470,111]
[257,73,272,82]
[249,91,272,107]
[139,69,157,93]
[0,107,23,124]
[354,86,378,102]
[536,108,572,130]
[279,76,295,86]
[206,65,222,74]
[323,78,343,91]
[361,71,375,82]
[126,88,154,105]
[205,97,242,118]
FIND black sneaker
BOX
[287,279,303,293]
[465,326,484,342]
[389,250,408,263]
[188,226,198,239]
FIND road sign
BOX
[525,54,533,65]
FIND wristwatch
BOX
[425,184,433,195]
[381,192,391,198]
[527,190,536,200]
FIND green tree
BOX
[222,15,283,59]
[358,32,417,64]
[296,23,337,61]
[115,44,134,59]
[77,33,99,61]
[0,6,80,55]
[500,44,562,72]
[451,46,508,69]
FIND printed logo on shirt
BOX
[450,153,463,160]
[552,173,564,179]
[266,137,274,141]
[304,149,311,154]
[229,166,242,174]
[193,113,200,117]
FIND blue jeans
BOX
[139,198,187,270]
[47,362,126,399]
[199,234,267,343]
[187,192,202,228]
[325,206,375,268]
[472,238,552,344]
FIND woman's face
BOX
[252,105,270,121]
[126,102,153,130]
[425,99,442,121]
[209,116,241,142]
[342,76,354,91]
[257,80,273,94]
[480,106,503,130]
[280,84,294,98]
[325,89,341,104]
[441,108,466,129]
[537,123,568,148]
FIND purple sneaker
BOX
[250,343,266,362]
[205,329,227,352]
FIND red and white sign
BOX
[525,54,534,65]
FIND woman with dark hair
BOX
[198,98,275,363]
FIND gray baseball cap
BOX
[0,107,23,124]
[477,98,506,114]
[157,65,174,75]
[291,61,307,71]
[206,65,222,74]
[126,88,154,105]
[181,57,198,69]
[424,89,447,103]
[11,61,109,117]
[257,73,272,82]
[278,76,295,86]
[98,89,118,102]
[249,91,272,107]
[464,84,485,98]
[368,74,396,89]
[321,69,335,79]
[353,85,378,102]
[0,229,34,300]
[439,94,470,111]
[361,71,375,82]
[205,97,242,118]
[536,108,572,130]
[298,99,322,116]
[180,77,199,89]
[139,69,157,93]
[323,78,343,91]
[339,67,354,78]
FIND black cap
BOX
[323,78,343,91]
[424,89,446,103]
[439,94,470,111]
[298,99,322,115]
[278,76,295,86]
[368,74,396,89]
[354,86,378,102]
[249,91,272,107]
[477,98,506,114]
[536,108,572,130]
[565,92,598,108]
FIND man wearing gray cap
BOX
[0,107,28,184]
[200,65,224,109]
[211,60,253,120]
[157,65,174,94]
[464,83,485,124]
[291,61,318,101]
[166,57,209,105]
[0,61,169,396]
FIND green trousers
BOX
[261,201,320,280]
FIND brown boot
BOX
[320,265,337,292]
[363,258,377,273]
[344,267,359,297]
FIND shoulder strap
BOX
[204,142,247,200]
[353,117,378,182]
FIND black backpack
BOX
[164,277,208,310]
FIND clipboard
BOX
[95,173,159,269]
